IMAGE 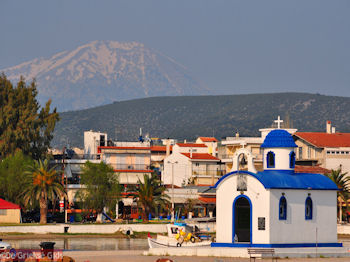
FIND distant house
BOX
[294,121,350,174]
[0,198,21,224]
[163,143,224,187]
[98,141,152,185]
[195,137,218,157]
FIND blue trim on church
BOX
[212,170,338,190]
[211,242,343,248]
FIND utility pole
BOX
[168,161,178,222]
[62,147,68,224]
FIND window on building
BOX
[307,146,312,159]
[305,197,313,220]
[289,151,296,168]
[0,210,7,216]
[298,147,303,159]
[267,151,275,168]
[279,196,287,220]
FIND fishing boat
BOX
[148,223,212,248]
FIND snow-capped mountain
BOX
[2,40,208,111]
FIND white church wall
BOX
[263,148,295,170]
[269,189,337,244]
[216,173,270,244]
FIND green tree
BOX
[22,159,66,224]
[78,161,120,222]
[326,168,350,221]
[135,174,169,221]
[0,151,34,207]
[0,74,59,160]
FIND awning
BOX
[198,196,216,204]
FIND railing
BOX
[114,141,151,147]
[218,154,263,161]
[53,154,101,160]
[192,170,226,177]
[111,164,151,170]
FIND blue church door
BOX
[233,196,251,243]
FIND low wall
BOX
[0,224,167,234]
[337,224,350,235]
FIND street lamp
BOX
[167,160,178,222]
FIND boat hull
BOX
[148,237,211,248]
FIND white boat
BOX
[148,223,212,248]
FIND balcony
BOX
[112,164,151,171]
[219,154,263,162]
[192,170,226,177]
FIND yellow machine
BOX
[175,229,195,245]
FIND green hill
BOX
[52,93,350,148]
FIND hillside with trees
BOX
[52,93,350,148]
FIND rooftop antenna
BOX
[138,128,144,142]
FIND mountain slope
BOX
[1,41,208,111]
[52,93,350,148]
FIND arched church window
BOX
[279,196,287,220]
[267,151,275,168]
[305,197,313,220]
[289,151,296,168]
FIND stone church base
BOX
[144,246,350,258]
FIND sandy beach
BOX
[63,250,350,262]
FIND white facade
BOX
[84,130,107,156]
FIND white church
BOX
[212,129,341,248]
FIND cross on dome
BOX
[274,116,283,129]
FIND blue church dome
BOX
[261,129,297,148]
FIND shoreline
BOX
[0,232,157,240]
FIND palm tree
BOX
[22,159,66,224]
[326,168,350,222]
[135,174,169,221]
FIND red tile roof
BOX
[181,153,219,160]
[295,165,331,174]
[100,146,151,150]
[198,137,218,142]
[295,132,350,148]
[151,146,173,152]
[0,198,20,209]
[176,143,207,148]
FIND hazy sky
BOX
[1,0,349,97]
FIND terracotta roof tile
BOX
[0,198,20,209]
[295,132,350,147]
[151,146,173,152]
[199,137,218,142]
[295,165,331,174]
[176,143,207,148]
[181,153,219,160]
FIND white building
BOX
[84,130,107,156]
[163,143,223,187]
[294,121,350,174]
[213,129,340,247]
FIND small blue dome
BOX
[261,129,297,148]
